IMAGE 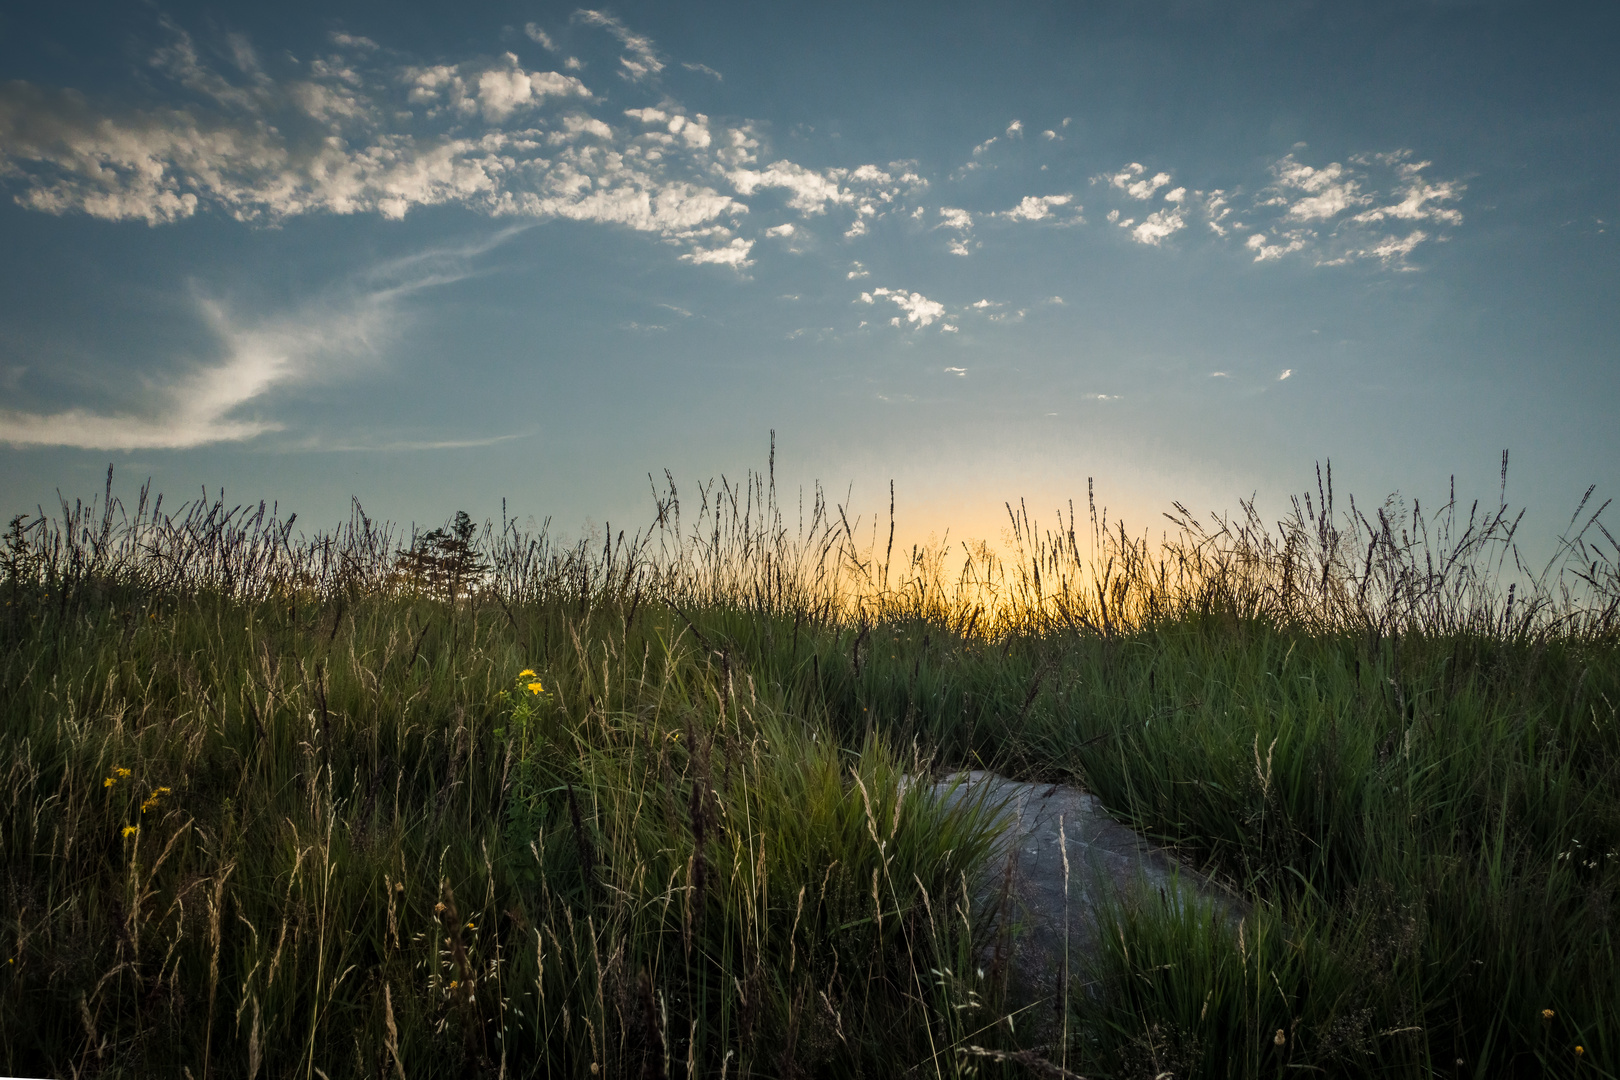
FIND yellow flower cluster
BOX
[140,787,172,814]
[122,825,139,839]
[103,766,131,789]
[519,669,544,695]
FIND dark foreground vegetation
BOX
[2,455,1618,1079]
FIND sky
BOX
[0,0,1615,556]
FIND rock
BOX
[931,770,1244,1025]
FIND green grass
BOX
[2,459,1617,1077]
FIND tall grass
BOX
[2,450,1617,1077]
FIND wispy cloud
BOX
[0,298,363,449]
[308,430,536,452]
[0,231,517,449]
[574,9,663,81]
[523,24,557,51]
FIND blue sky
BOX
[1,1,1615,551]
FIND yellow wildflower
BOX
[465,921,476,930]
[1543,1009,1556,1021]
[140,786,171,814]
[122,825,139,839]
[518,669,536,677]
[1577,1046,1585,1056]
[527,681,543,695]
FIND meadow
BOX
[2,452,1617,1079]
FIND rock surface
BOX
[931,771,1243,1018]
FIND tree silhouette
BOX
[394,511,490,600]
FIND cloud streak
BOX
[0,230,520,450]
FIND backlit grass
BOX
[2,454,1616,1077]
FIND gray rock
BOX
[931,771,1244,1026]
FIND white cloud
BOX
[406,52,592,121]
[559,112,614,140]
[1041,129,1057,140]
[971,136,997,157]
[1271,156,1370,221]
[763,222,794,237]
[1000,193,1074,222]
[1,14,1469,296]
[1366,230,1428,262]
[0,24,789,265]
[1352,159,1463,226]
[1107,163,1172,200]
[1090,152,1461,267]
[1278,369,1292,380]
[727,160,850,213]
[861,287,947,328]
[944,366,966,375]
[1246,232,1308,261]
[682,62,723,80]
[1247,151,1462,264]
[1205,190,1231,236]
[1130,208,1184,245]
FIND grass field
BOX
[2,455,1617,1078]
